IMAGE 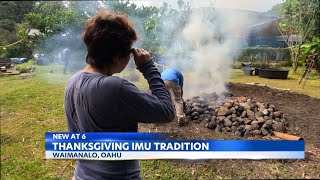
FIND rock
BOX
[236,111,242,117]
[267,108,274,113]
[234,131,242,137]
[262,109,269,116]
[237,125,246,132]
[204,114,212,120]
[231,114,237,119]
[192,102,200,107]
[231,126,237,132]
[252,130,262,135]
[196,108,205,114]
[194,120,201,124]
[198,97,205,102]
[191,113,199,119]
[272,122,286,132]
[225,98,234,104]
[232,121,240,127]
[198,114,204,121]
[192,116,199,120]
[191,111,199,117]
[202,103,209,108]
[241,111,247,118]
[251,106,257,112]
[217,116,225,122]
[261,128,269,135]
[244,118,252,124]
[256,102,265,109]
[185,116,192,123]
[200,118,210,128]
[262,120,273,129]
[237,118,244,123]
[224,102,233,109]
[274,118,280,122]
[224,119,232,127]
[269,112,274,119]
[280,118,287,125]
[221,128,228,133]
[240,103,250,110]
[234,105,239,110]
[192,96,200,99]
[237,96,247,103]
[211,116,217,122]
[217,107,232,116]
[207,105,215,111]
[273,111,282,118]
[263,116,270,120]
[252,123,260,130]
[255,112,263,118]
[215,124,222,132]
[204,111,210,114]
[248,102,257,111]
[211,110,218,116]
[245,125,253,131]
[230,107,236,114]
[185,108,193,115]
[246,110,255,117]
[244,130,251,136]
[248,114,256,120]
[225,127,231,132]
[207,121,217,129]
[238,106,245,112]
[251,120,259,125]
[257,117,266,123]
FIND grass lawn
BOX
[230,68,320,98]
[1,65,319,179]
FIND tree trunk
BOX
[292,45,302,73]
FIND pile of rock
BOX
[184,93,288,137]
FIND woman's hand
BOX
[131,48,151,67]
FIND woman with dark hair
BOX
[64,11,175,180]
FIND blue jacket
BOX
[161,68,184,87]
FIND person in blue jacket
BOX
[161,67,186,126]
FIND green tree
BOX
[300,37,320,74]
[0,1,35,58]
[0,1,34,31]
[278,0,319,73]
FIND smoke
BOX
[156,2,253,100]
[36,0,257,95]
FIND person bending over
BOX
[161,67,186,126]
[64,11,175,180]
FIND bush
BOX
[232,61,242,69]
[16,60,36,73]
[26,59,36,65]
[252,61,270,68]
[274,60,292,67]
[236,47,291,61]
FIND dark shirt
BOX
[64,60,175,180]
[161,68,184,87]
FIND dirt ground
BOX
[139,82,320,179]
[141,82,320,145]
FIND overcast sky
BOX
[132,0,283,12]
